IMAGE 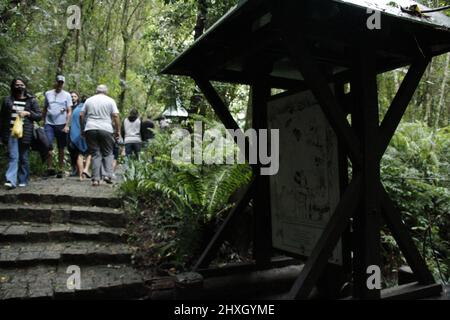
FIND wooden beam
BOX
[379,184,435,285]
[287,174,363,300]
[251,71,273,267]
[193,179,256,271]
[216,70,309,90]
[351,39,382,300]
[280,20,363,169]
[197,257,300,278]
[378,58,430,159]
[335,82,353,279]
[334,57,411,86]
[200,26,279,80]
[381,282,442,300]
[193,75,241,131]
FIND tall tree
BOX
[434,53,450,127]
[118,0,148,111]
[189,0,208,116]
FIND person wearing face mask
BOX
[0,78,42,189]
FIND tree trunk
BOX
[244,87,253,131]
[190,0,208,115]
[75,29,80,90]
[57,31,73,75]
[105,0,118,49]
[434,53,450,128]
[144,80,156,111]
[194,0,207,40]
[423,62,434,125]
[119,36,129,111]
[118,0,131,111]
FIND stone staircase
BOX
[0,177,150,300]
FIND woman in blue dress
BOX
[69,92,91,180]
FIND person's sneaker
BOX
[18,183,27,188]
[4,182,15,190]
[56,172,64,179]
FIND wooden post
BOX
[335,82,353,284]
[351,37,381,300]
[315,82,353,299]
[250,63,273,267]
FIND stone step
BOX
[0,242,135,267]
[0,204,127,228]
[0,264,149,300]
[0,193,122,209]
[0,222,126,243]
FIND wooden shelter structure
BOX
[162,0,450,300]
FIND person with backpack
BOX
[141,114,155,148]
[0,78,42,189]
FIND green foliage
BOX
[28,151,47,177]
[0,0,448,287]
[120,127,252,271]
[378,52,450,128]
[381,122,450,283]
[0,0,249,124]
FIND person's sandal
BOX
[103,177,113,185]
[82,172,92,179]
[92,180,100,187]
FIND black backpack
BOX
[31,125,51,162]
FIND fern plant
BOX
[119,128,252,270]
[381,121,450,284]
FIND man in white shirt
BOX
[80,85,121,186]
[43,75,73,178]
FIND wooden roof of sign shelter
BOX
[162,0,450,300]
[162,0,450,89]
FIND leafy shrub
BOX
[120,127,252,272]
[381,122,449,284]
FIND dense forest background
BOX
[0,0,448,126]
[0,0,245,118]
[0,0,449,285]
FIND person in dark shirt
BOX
[141,114,155,147]
[0,78,42,189]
